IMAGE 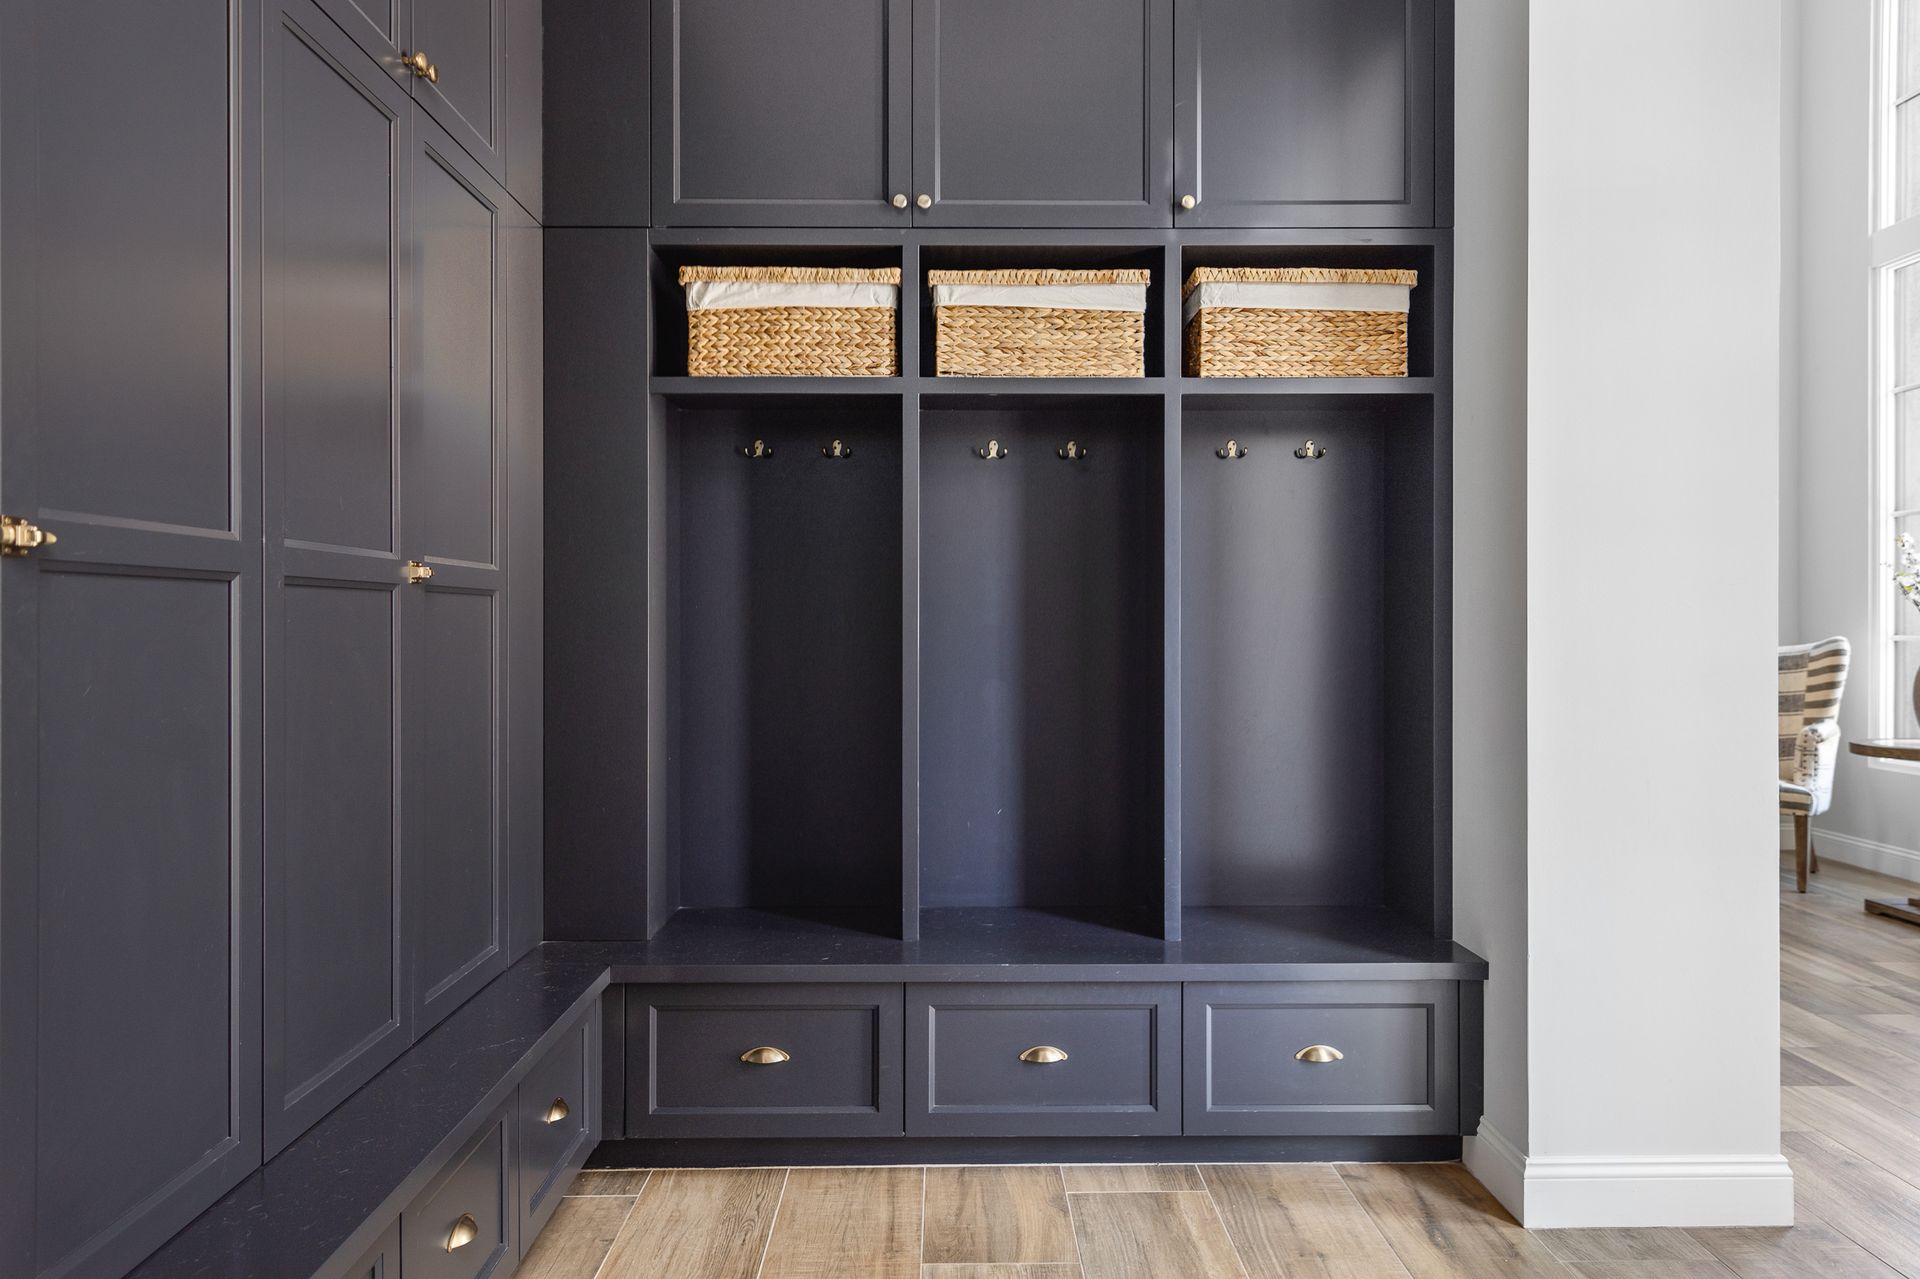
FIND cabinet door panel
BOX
[912,0,1171,227]
[652,0,912,226]
[263,1,411,1158]
[411,0,509,182]
[0,3,262,1274]
[312,0,407,83]
[1175,0,1435,227]
[404,110,510,1034]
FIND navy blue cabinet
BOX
[1174,0,1439,227]
[0,3,264,1274]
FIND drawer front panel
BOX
[908,984,1180,1136]
[518,1009,599,1245]
[626,984,904,1137]
[1184,981,1458,1136]
[400,1105,513,1279]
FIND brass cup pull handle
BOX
[445,1213,479,1252]
[1019,1045,1068,1065]
[403,50,439,83]
[543,1097,570,1124]
[741,1046,790,1065]
[1295,1044,1344,1064]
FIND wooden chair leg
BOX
[1809,835,1820,874]
[1793,813,1809,893]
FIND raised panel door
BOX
[261,0,412,1158]
[911,0,1172,227]
[0,2,262,1274]
[1174,0,1436,227]
[411,0,509,182]
[404,107,510,1034]
[651,0,912,226]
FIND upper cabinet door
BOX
[652,0,913,227]
[410,0,510,183]
[911,0,1172,228]
[1174,0,1436,228]
[310,0,408,83]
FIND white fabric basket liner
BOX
[1182,281,1411,325]
[931,283,1148,313]
[684,280,899,312]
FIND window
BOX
[1873,1,1920,737]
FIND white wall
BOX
[1451,0,1530,1215]
[1786,4,1920,878]
[1512,0,1791,1227]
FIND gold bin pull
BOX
[543,1097,570,1125]
[1295,1044,1344,1064]
[741,1046,790,1065]
[445,1213,479,1252]
[1019,1045,1068,1065]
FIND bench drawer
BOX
[625,984,903,1137]
[517,1007,599,1246]
[399,1104,514,1279]
[1183,981,1459,1135]
[907,984,1181,1136]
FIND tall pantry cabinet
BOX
[0,0,543,1274]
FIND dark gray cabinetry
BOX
[544,1,650,226]
[0,2,264,1275]
[339,1221,401,1279]
[405,108,515,1031]
[1174,0,1436,227]
[517,1010,599,1243]
[310,0,520,191]
[262,0,412,1159]
[911,0,1172,227]
[651,0,913,226]
[626,985,906,1137]
[906,985,1181,1137]
[400,1104,517,1279]
[1183,982,1459,1136]
[412,0,510,183]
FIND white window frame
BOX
[1870,0,1920,764]
[1866,2,1920,756]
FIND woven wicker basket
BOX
[930,268,1149,378]
[681,266,899,377]
[1183,267,1417,378]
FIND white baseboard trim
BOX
[1460,1122,1794,1228]
[1794,824,1920,882]
[1462,1120,1526,1219]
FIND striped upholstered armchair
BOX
[1779,637,1850,892]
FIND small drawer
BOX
[625,984,903,1138]
[907,983,1180,1136]
[400,1104,514,1279]
[518,1007,600,1246]
[1184,981,1460,1136]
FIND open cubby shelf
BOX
[639,230,1450,951]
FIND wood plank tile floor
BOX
[516,853,1920,1278]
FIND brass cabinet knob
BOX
[915,193,933,209]
[543,1097,570,1124]
[1295,1044,1344,1063]
[405,560,433,584]
[1019,1045,1068,1064]
[741,1046,790,1065]
[445,1213,479,1252]
[403,50,439,83]
[1179,194,1196,210]
[891,193,909,208]
[0,515,57,557]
